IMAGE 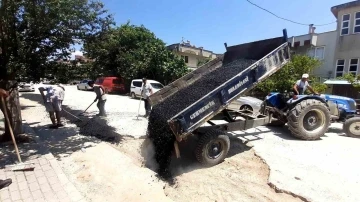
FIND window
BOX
[349,59,359,76]
[150,83,164,89]
[304,40,311,45]
[294,41,300,47]
[355,12,360,33]
[341,14,350,35]
[307,47,325,60]
[336,59,345,77]
[133,81,142,87]
[182,55,189,63]
[113,79,123,84]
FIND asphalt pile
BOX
[147,58,258,179]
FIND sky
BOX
[73,0,351,56]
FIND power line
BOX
[245,0,337,26]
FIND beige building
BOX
[332,1,360,78]
[167,40,217,70]
[289,29,337,82]
[289,1,360,98]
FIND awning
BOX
[323,80,352,85]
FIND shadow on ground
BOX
[18,93,126,160]
[0,123,48,167]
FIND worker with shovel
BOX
[0,88,13,189]
[38,84,65,129]
[87,81,107,117]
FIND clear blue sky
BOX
[81,0,350,54]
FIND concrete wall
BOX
[289,31,337,80]
[312,31,337,78]
[334,5,360,76]
[168,44,217,69]
[177,52,198,68]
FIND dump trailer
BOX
[149,29,291,166]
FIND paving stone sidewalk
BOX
[0,121,86,202]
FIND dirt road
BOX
[18,86,301,202]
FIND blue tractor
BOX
[261,92,360,139]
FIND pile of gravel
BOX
[147,59,257,178]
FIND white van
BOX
[130,79,164,99]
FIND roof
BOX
[331,0,360,17]
[324,80,352,85]
[167,43,214,53]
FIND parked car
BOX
[77,79,93,91]
[130,79,164,99]
[227,96,263,113]
[95,77,126,94]
[18,82,35,92]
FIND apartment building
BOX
[289,28,337,81]
[167,40,217,70]
[290,0,360,98]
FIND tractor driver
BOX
[293,74,318,95]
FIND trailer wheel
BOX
[343,117,360,138]
[287,99,330,140]
[195,129,230,167]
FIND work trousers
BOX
[144,98,151,115]
[97,99,107,116]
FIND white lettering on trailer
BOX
[228,76,249,95]
[190,101,216,120]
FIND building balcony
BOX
[289,33,317,48]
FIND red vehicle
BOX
[94,77,126,94]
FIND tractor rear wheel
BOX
[287,99,331,140]
[195,128,230,167]
[343,117,360,138]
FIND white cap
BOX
[302,74,309,78]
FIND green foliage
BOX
[0,0,114,81]
[254,54,322,93]
[83,22,189,85]
[339,73,360,88]
[311,82,327,93]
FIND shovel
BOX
[136,95,143,120]
[79,101,96,116]
[1,97,35,171]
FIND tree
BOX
[253,54,325,95]
[83,22,189,87]
[0,0,113,141]
[340,73,360,88]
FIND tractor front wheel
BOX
[343,117,360,138]
[287,99,331,140]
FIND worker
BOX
[38,84,65,129]
[141,78,153,117]
[293,74,318,95]
[88,81,107,117]
[0,88,9,98]
[0,88,13,189]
